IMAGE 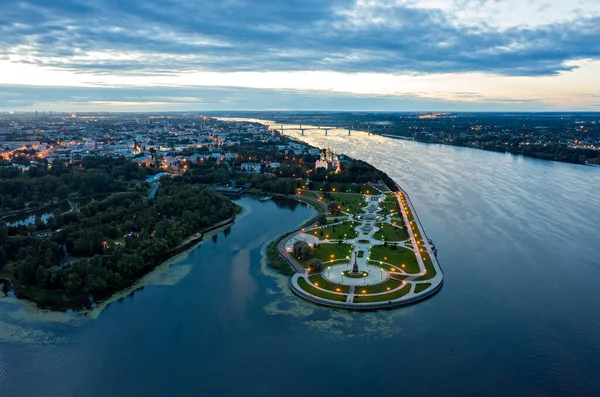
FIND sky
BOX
[1,0,600,112]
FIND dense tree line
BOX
[0,157,149,210]
[3,180,236,303]
[182,161,298,194]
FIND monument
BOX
[350,251,361,276]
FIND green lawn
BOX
[354,279,403,295]
[368,260,402,273]
[267,240,294,276]
[369,245,420,274]
[353,284,412,303]
[414,283,432,293]
[297,277,348,302]
[308,274,350,294]
[357,250,365,258]
[414,253,437,281]
[373,222,409,241]
[298,190,320,199]
[311,243,354,263]
[310,182,374,194]
[315,221,359,240]
[381,198,400,215]
[327,216,348,224]
[329,192,366,214]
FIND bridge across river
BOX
[262,121,374,136]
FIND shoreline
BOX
[82,219,237,319]
[380,133,600,167]
[271,183,444,310]
[4,214,237,312]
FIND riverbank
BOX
[266,194,326,275]
[380,133,600,166]
[5,214,238,311]
[266,184,444,310]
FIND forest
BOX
[0,157,150,210]
[1,179,236,307]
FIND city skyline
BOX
[2,0,600,111]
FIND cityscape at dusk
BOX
[1,1,599,397]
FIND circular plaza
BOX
[284,188,444,309]
[322,263,389,286]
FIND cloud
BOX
[0,84,550,112]
[1,0,599,77]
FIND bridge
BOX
[265,122,372,136]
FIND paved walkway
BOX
[281,187,444,307]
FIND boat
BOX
[259,195,272,202]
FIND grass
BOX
[313,221,359,240]
[414,283,432,293]
[367,261,407,278]
[414,253,437,281]
[381,198,400,215]
[357,250,364,258]
[373,222,409,241]
[309,274,350,294]
[266,240,295,276]
[298,190,320,199]
[310,182,374,194]
[358,239,370,244]
[369,245,420,274]
[353,284,412,303]
[329,192,366,214]
[354,279,403,295]
[327,216,348,224]
[310,243,354,263]
[297,277,348,302]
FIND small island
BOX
[276,181,443,309]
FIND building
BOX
[315,148,341,173]
[315,159,329,170]
[241,162,261,174]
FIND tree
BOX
[316,214,327,225]
[65,273,83,295]
[328,201,341,215]
[0,247,6,271]
[35,265,47,286]
[18,259,36,285]
[307,258,323,273]
[293,241,313,260]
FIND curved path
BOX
[277,185,444,310]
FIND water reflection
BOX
[229,249,257,315]
[272,196,303,211]
[0,147,599,396]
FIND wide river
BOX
[1,128,599,396]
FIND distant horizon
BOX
[3,110,600,115]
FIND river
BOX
[1,130,599,396]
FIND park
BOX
[279,182,444,309]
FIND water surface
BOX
[1,132,599,396]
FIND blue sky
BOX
[1,0,599,111]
